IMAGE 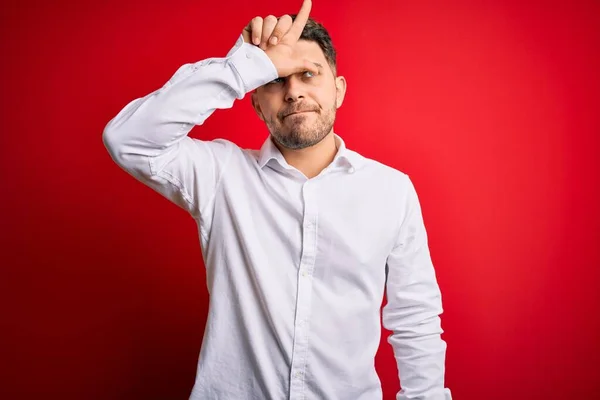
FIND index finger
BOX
[286,0,312,42]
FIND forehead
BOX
[293,40,327,63]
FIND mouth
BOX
[283,111,315,119]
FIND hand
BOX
[241,0,319,78]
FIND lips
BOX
[283,110,315,118]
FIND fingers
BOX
[286,0,312,42]
[260,15,277,50]
[244,0,312,48]
[258,15,293,50]
[250,17,263,45]
[269,15,292,46]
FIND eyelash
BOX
[268,71,316,85]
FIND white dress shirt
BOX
[103,34,451,400]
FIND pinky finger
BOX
[250,17,263,45]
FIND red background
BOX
[2,1,599,399]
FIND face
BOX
[252,40,347,150]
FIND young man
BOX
[103,1,451,399]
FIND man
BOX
[103,1,451,399]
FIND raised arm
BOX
[102,34,277,220]
[102,0,317,225]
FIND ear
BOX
[251,91,265,121]
[334,75,347,109]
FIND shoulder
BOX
[352,149,412,189]
[197,139,262,169]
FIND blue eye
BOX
[266,71,315,86]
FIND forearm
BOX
[384,301,451,400]
[102,34,277,173]
[101,34,277,217]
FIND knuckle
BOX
[265,15,277,22]
[252,16,263,23]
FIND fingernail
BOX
[253,37,260,45]
[270,37,278,45]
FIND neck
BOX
[275,132,338,179]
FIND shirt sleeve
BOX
[102,34,278,232]
[382,174,452,400]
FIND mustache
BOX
[279,104,320,119]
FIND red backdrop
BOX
[2,0,599,399]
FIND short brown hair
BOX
[291,15,337,75]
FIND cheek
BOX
[321,93,338,111]
[319,85,339,109]
[259,100,280,121]
[333,85,342,107]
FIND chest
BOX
[215,164,401,271]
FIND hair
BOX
[290,15,337,75]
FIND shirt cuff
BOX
[226,34,279,93]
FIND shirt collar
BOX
[257,133,364,172]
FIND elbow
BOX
[102,122,126,165]
[382,298,445,339]
[102,117,141,170]
[101,94,155,164]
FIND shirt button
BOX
[348,167,355,174]
[246,52,252,59]
[301,271,308,277]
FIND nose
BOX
[284,75,305,103]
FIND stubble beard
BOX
[268,106,337,150]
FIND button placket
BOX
[289,182,319,399]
